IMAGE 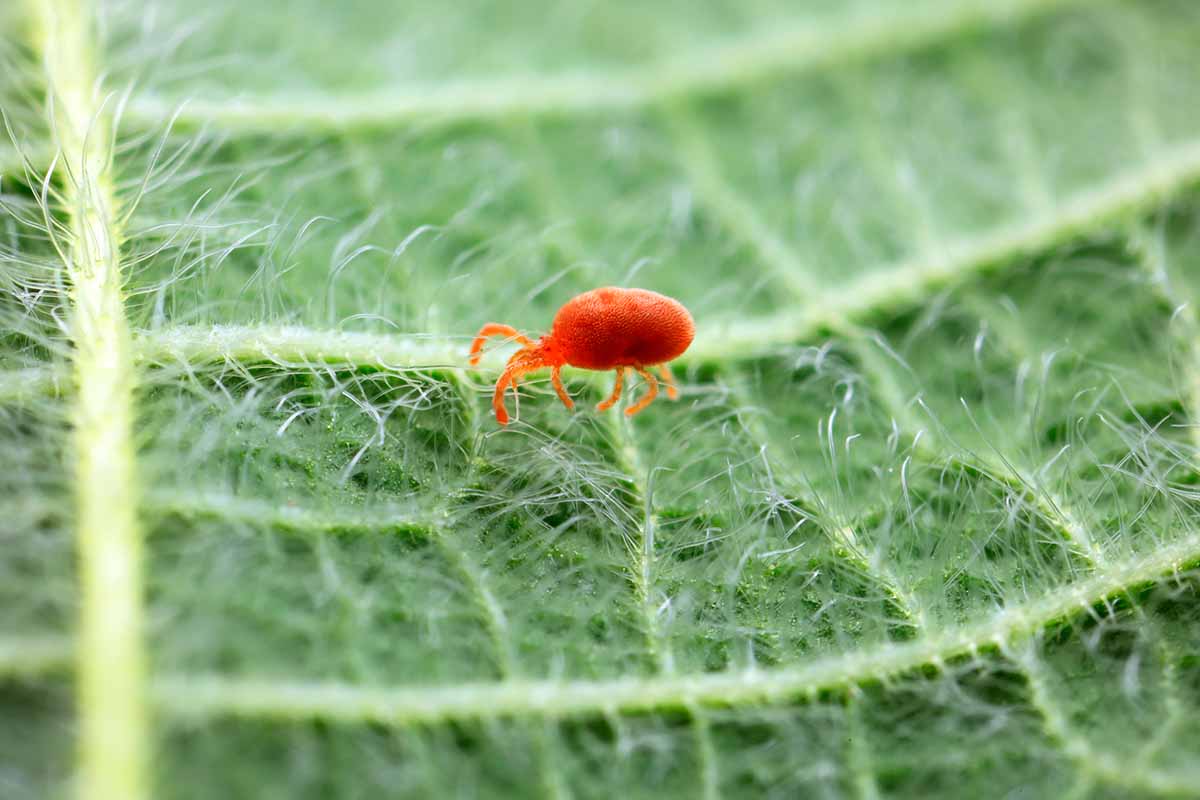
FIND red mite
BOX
[469,287,695,425]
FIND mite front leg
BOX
[469,323,534,366]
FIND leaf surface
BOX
[4,1,1200,797]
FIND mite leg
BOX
[492,356,545,425]
[551,365,574,410]
[596,367,626,412]
[492,373,514,425]
[469,323,534,366]
[625,367,659,417]
[656,363,679,400]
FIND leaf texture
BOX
[3,0,1200,797]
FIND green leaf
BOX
[4,0,1200,797]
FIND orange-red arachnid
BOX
[469,287,695,425]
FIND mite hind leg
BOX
[656,363,679,400]
[625,367,659,417]
[596,367,626,412]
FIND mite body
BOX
[469,287,695,425]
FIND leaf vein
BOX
[121,0,1091,133]
[149,528,1200,725]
